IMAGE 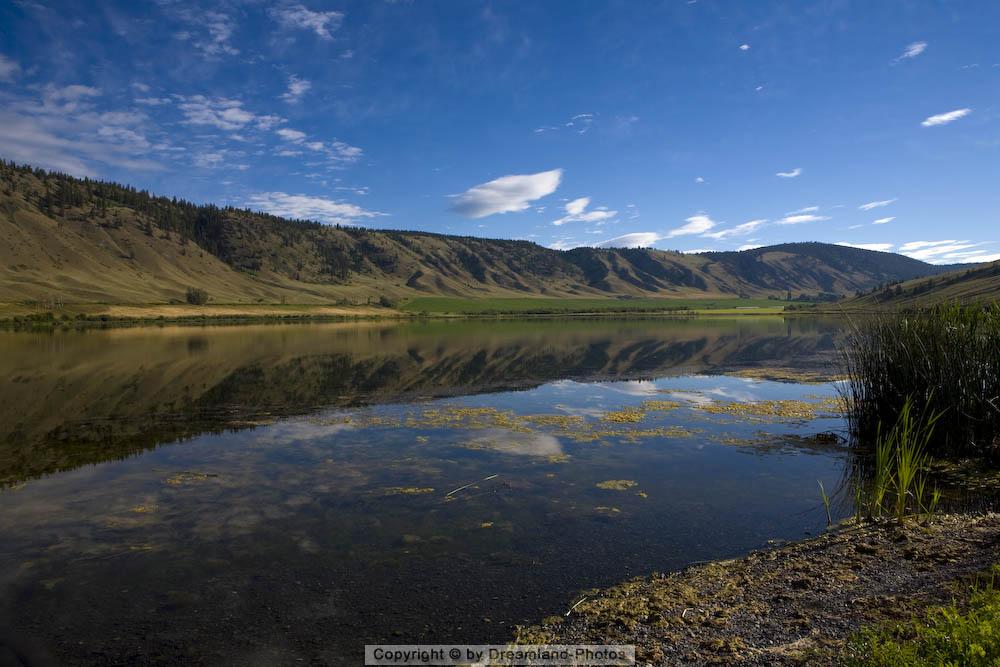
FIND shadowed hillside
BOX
[0,161,956,305]
[841,260,1000,308]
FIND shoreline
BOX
[513,513,1000,666]
[0,302,812,329]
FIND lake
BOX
[0,317,851,665]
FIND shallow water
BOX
[0,317,850,665]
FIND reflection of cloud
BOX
[599,380,660,396]
[466,431,563,457]
[244,419,354,445]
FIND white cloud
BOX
[896,41,927,61]
[277,127,307,142]
[270,5,344,39]
[738,243,763,251]
[788,206,819,214]
[553,196,617,226]
[872,216,895,225]
[178,96,282,131]
[681,248,714,254]
[451,169,562,218]
[694,176,705,183]
[836,242,894,252]
[859,198,897,210]
[778,213,830,225]
[921,108,971,127]
[135,97,171,106]
[596,232,661,248]
[667,214,715,237]
[702,219,766,239]
[739,44,750,51]
[246,192,385,225]
[0,54,20,82]
[776,167,801,178]
[281,75,311,103]
[201,11,239,56]
[895,240,999,264]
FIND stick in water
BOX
[446,474,500,497]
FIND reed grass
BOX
[841,304,1000,460]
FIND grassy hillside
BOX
[0,160,958,306]
[842,261,1000,309]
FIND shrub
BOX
[185,287,209,305]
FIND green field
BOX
[399,296,788,315]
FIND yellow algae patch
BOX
[596,479,638,491]
[637,491,649,499]
[641,400,681,412]
[727,368,848,384]
[699,399,843,421]
[163,471,217,486]
[131,504,157,513]
[547,453,570,464]
[600,408,646,424]
[523,414,585,428]
[480,522,494,529]
[382,486,435,496]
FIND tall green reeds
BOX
[853,397,941,523]
[841,303,1000,459]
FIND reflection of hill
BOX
[0,318,842,484]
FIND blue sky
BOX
[0,1,997,264]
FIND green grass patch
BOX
[846,564,1000,666]
[399,297,786,315]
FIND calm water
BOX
[0,318,850,665]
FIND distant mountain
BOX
[841,260,1000,308]
[0,161,958,304]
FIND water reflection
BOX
[0,318,850,665]
[0,318,841,485]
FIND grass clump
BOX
[596,479,638,491]
[846,565,1000,666]
[842,304,1000,459]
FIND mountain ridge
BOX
[0,160,960,305]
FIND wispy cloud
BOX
[552,196,617,226]
[787,206,818,214]
[451,169,562,218]
[776,167,802,178]
[270,5,344,40]
[921,108,971,127]
[836,242,894,252]
[246,192,384,225]
[667,214,715,237]
[859,198,896,211]
[178,96,284,132]
[170,9,239,57]
[0,54,20,82]
[873,216,895,225]
[534,112,596,135]
[894,41,927,63]
[281,75,311,103]
[898,240,997,264]
[596,232,661,248]
[778,213,829,225]
[702,219,765,239]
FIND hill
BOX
[842,260,1000,309]
[0,161,958,306]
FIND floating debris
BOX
[446,474,500,497]
[163,471,218,486]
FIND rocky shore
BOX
[514,513,1000,665]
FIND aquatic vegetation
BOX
[382,486,435,495]
[852,398,941,523]
[698,398,844,422]
[163,471,217,486]
[600,408,646,423]
[479,522,494,529]
[596,479,638,491]
[728,367,848,384]
[640,400,681,412]
[594,506,621,514]
[522,414,585,428]
[131,504,157,513]
[841,304,1000,459]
